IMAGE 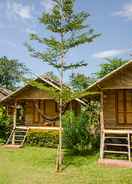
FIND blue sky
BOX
[0,0,132,80]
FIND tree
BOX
[70,73,95,91]
[0,56,28,90]
[44,71,59,81]
[26,0,100,171]
[95,58,128,79]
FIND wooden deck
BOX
[16,126,61,131]
[104,129,132,134]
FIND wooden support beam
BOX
[12,101,17,144]
[128,133,131,161]
[38,100,40,123]
[100,92,105,160]
[32,101,35,124]
[34,102,46,120]
[115,91,118,124]
[123,90,127,124]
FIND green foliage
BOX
[26,130,59,148]
[63,104,100,154]
[95,58,128,79]
[70,73,95,91]
[44,71,59,81]
[27,0,100,72]
[0,107,12,143]
[0,56,28,90]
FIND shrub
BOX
[63,102,100,154]
[26,130,59,148]
[0,107,12,143]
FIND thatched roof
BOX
[0,87,11,96]
[86,60,132,92]
[0,87,12,101]
[0,74,86,105]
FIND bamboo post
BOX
[12,101,17,145]
[100,92,105,160]
[128,132,131,161]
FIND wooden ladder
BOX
[101,131,131,161]
[6,129,15,145]
[6,128,28,147]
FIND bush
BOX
[26,130,59,148]
[0,107,12,143]
[63,102,100,154]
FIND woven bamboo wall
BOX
[104,89,132,129]
[24,100,59,126]
[15,86,53,99]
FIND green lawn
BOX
[0,146,132,184]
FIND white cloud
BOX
[0,40,16,48]
[7,2,33,20]
[6,41,16,48]
[114,3,132,20]
[93,49,130,59]
[41,0,55,13]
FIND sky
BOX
[0,0,132,81]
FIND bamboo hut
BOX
[86,61,132,163]
[0,75,85,147]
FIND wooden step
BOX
[15,139,23,142]
[15,131,27,133]
[105,143,128,147]
[105,136,128,139]
[15,135,25,137]
[15,138,24,141]
[104,150,128,154]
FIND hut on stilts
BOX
[0,75,85,147]
[86,61,132,166]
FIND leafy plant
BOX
[63,102,100,154]
[0,107,12,143]
[26,130,59,148]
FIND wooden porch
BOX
[101,129,132,160]
[15,125,60,131]
[6,99,62,146]
[100,89,132,162]
[0,76,83,147]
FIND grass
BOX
[0,146,132,184]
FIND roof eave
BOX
[86,60,132,92]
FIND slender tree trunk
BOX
[58,31,64,171]
[56,0,64,172]
[12,101,17,145]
